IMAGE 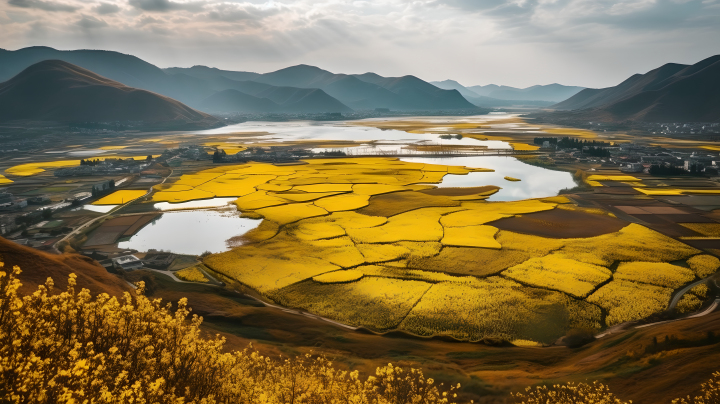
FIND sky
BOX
[1,0,719,88]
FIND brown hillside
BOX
[0,237,130,296]
[0,60,219,125]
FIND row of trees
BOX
[649,164,705,176]
[533,136,611,148]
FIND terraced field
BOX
[150,157,718,344]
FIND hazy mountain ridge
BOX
[175,63,477,111]
[431,80,585,105]
[551,55,720,122]
[0,60,218,126]
[0,48,351,114]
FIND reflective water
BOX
[118,209,260,255]
[193,117,512,151]
[401,156,577,201]
[81,205,118,213]
[154,198,236,211]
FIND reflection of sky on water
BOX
[118,209,260,255]
[154,198,236,211]
[192,117,512,150]
[80,205,118,213]
[401,156,577,201]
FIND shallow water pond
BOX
[193,117,511,151]
[154,198,237,211]
[401,156,577,201]
[118,209,260,255]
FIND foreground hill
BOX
[0,60,218,126]
[552,55,720,122]
[0,236,130,296]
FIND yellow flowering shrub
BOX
[673,371,720,404]
[0,266,462,404]
[175,266,209,283]
[512,381,630,404]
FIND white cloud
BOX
[0,0,717,87]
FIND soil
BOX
[490,209,629,238]
[357,191,460,217]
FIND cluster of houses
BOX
[545,141,719,175]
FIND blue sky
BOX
[2,0,718,88]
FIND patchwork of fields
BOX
[147,157,718,344]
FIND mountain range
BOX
[0,47,478,114]
[0,60,217,126]
[431,80,585,106]
[551,55,720,122]
[170,64,476,111]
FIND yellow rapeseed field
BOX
[175,267,209,283]
[502,255,611,298]
[270,277,433,330]
[92,190,147,205]
[587,280,673,326]
[441,225,501,249]
[143,156,711,342]
[687,254,720,278]
[676,293,703,314]
[399,277,602,343]
[614,262,696,288]
[681,223,720,237]
[313,269,364,283]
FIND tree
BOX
[41,209,52,220]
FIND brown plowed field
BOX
[490,209,628,238]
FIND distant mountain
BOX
[176,64,477,111]
[200,89,279,113]
[0,47,349,114]
[552,55,720,122]
[0,46,215,108]
[430,80,558,107]
[430,79,480,99]
[0,60,217,126]
[446,80,585,102]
